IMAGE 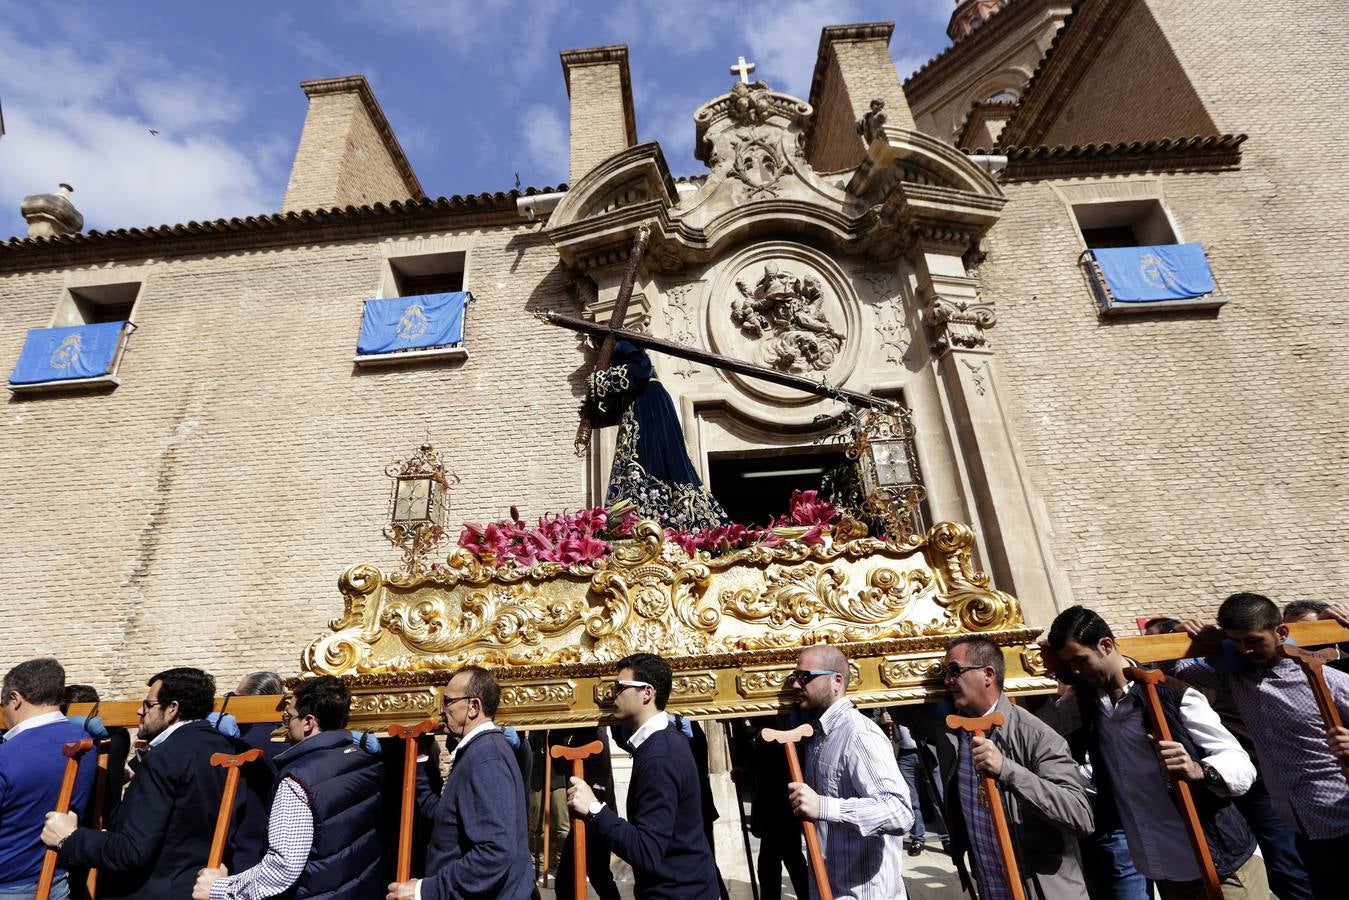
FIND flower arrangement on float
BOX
[453,490,842,570]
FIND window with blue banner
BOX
[356,291,471,356]
[10,321,130,385]
[1090,243,1215,303]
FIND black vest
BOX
[1077,676,1256,878]
[275,730,384,900]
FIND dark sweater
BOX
[0,717,97,887]
[591,723,718,900]
[416,728,532,900]
[59,720,242,900]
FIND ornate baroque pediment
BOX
[301,520,1051,728]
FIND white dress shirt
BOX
[0,710,65,742]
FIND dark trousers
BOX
[553,827,621,900]
[1233,777,1313,900]
[757,823,809,900]
[898,750,926,842]
[1293,830,1349,900]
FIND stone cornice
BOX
[300,75,426,201]
[997,0,1134,148]
[560,44,638,148]
[997,134,1246,181]
[0,189,564,272]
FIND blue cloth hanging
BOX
[10,321,127,384]
[1093,243,1215,302]
[356,291,470,355]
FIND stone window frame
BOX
[9,274,145,395]
[353,240,474,367]
[1053,180,1226,316]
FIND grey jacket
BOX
[939,694,1094,900]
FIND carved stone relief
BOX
[662,284,700,379]
[925,295,996,351]
[863,269,912,366]
[706,242,862,404]
[731,262,844,373]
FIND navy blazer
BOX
[591,723,718,900]
[60,720,244,900]
[416,728,533,900]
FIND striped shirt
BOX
[209,778,312,900]
[802,699,914,900]
[1175,655,1349,839]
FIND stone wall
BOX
[0,223,587,694]
[562,48,634,185]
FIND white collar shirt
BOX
[1,710,66,742]
[447,721,499,769]
[626,711,671,751]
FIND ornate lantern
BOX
[846,404,926,541]
[384,443,458,576]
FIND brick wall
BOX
[0,223,588,694]
[282,90,414,212]
[1039,0,1216,147]
[978,0,1349,628]
[566,61,631,184]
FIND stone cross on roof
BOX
[730,55,757,84]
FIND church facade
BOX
[2,0,1345,694]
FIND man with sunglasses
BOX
[42,667,241,900]
[940,635,1093,899]
[784,645,913,899]
[565,652,718,899]
[386,665,532,900]
[193,675,383,900]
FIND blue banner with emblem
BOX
[1092,243,1215,303]
[357,292,470,355]
[10,321,127,384]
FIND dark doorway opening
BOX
[707,449,849,527]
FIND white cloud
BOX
[0,25,283,237]
[737,0,864,97]
[520,103,568,186]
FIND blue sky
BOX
[0,0,955,240]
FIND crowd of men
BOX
[1,591,1346,900]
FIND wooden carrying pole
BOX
[760,724,833,900]
[945,713,1026,900]
[389,721,436,882]
[35,738,94,900]
[206,748,263,869]
[1282,644,1349,783]
[550,740,606,900]
[84,747,110,899]
[1123,667,1222,900]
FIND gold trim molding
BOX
[300,520,1054,728]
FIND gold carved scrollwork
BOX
[880,656,946,687]
[499,682,575,711]
[303,519,1039,722]
[1021,647,1048,677]
[349,690,438,718]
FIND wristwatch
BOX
[1200,762,1223,790]
[587,800,605,818]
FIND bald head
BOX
[799,645,849,687]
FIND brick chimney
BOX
[281,75,425,213]
[560,45,637,185]
[804,23,917,173]
[21,183,83,238]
